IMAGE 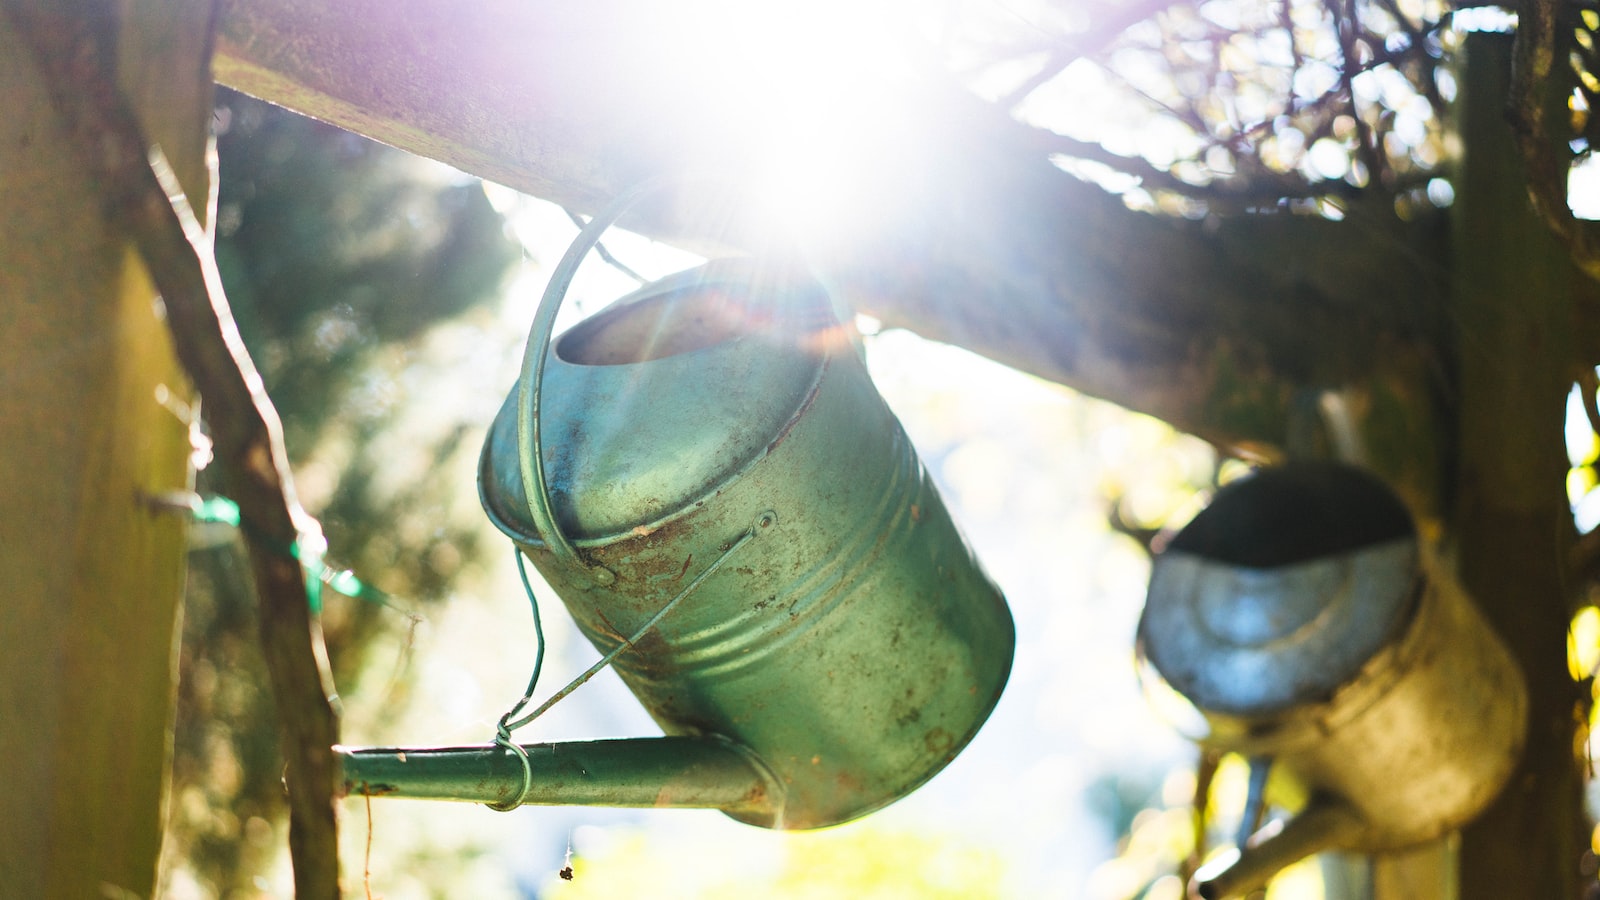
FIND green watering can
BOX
[336,181,1015,829]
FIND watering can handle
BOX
[516,175,698,580]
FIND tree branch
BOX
[1509,0,1600,282]
[563,208,647,284]
[3,2,342,895]
[214,0,1451,453]
[996,0,1196,110]
[1331,0,1387,186]
[1035,127,1366,207]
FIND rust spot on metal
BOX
[673,554,693,582]
[630,630,681,680]
[592,608,626,642]
[604,509,705,583]
[344,780,398,797]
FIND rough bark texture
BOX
[0,3,205,896]
[1452,34,1584,900]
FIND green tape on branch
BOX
[186,493,400,614]
[193,495,242,527]
[315,566,398,609]
[323,568,363,597]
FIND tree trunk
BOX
[0,2,213,896]
[1452,33,1584,900]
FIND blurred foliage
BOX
[1567,380,1600,872]
[161,88,519,897]
[1084,751,1334,900]
[1574,10,1600,152]
[542,825,1006,900]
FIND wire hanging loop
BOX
[485,547,548,812]
[483,510,776,812]
[516,173,717,586]
[486,722,535,813]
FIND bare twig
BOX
[1034,128,1361,208]
[1331,0,1386,186]
[1373,0,1426,48]
[992,0,1196,108]
[1180,748,1223,886]
[1281,0,1306,85]
[1510,0,1600,280]
[998,46,1079,112]
[1,2,342,895]
[998,0,1196,110]
[364,793,376,900]
[563,208,647,284]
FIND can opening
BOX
[557,285,753,366]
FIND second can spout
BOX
[1194,797,1365,899]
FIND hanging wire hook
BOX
[487,721,534,813]
[496,548,549,729]
[483,511,775,812]
[503,511,774,735]
[486,546,546,812]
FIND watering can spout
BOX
[336,736,783,823]
[1193,796,1364,899]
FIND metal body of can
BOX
[478,254,1014,829]
[1138,463,1526,897]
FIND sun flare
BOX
[657,0,921,242]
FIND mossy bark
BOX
[1452,33,1584,900]
[0,2,213,896]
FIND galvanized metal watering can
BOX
[1137,462,1526,899]
[336,182,1015,829]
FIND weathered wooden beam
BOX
[213,0,1445,449]
[0,2,206,896]
[1451,33,1584,900]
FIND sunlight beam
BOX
[658,0,920,246]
